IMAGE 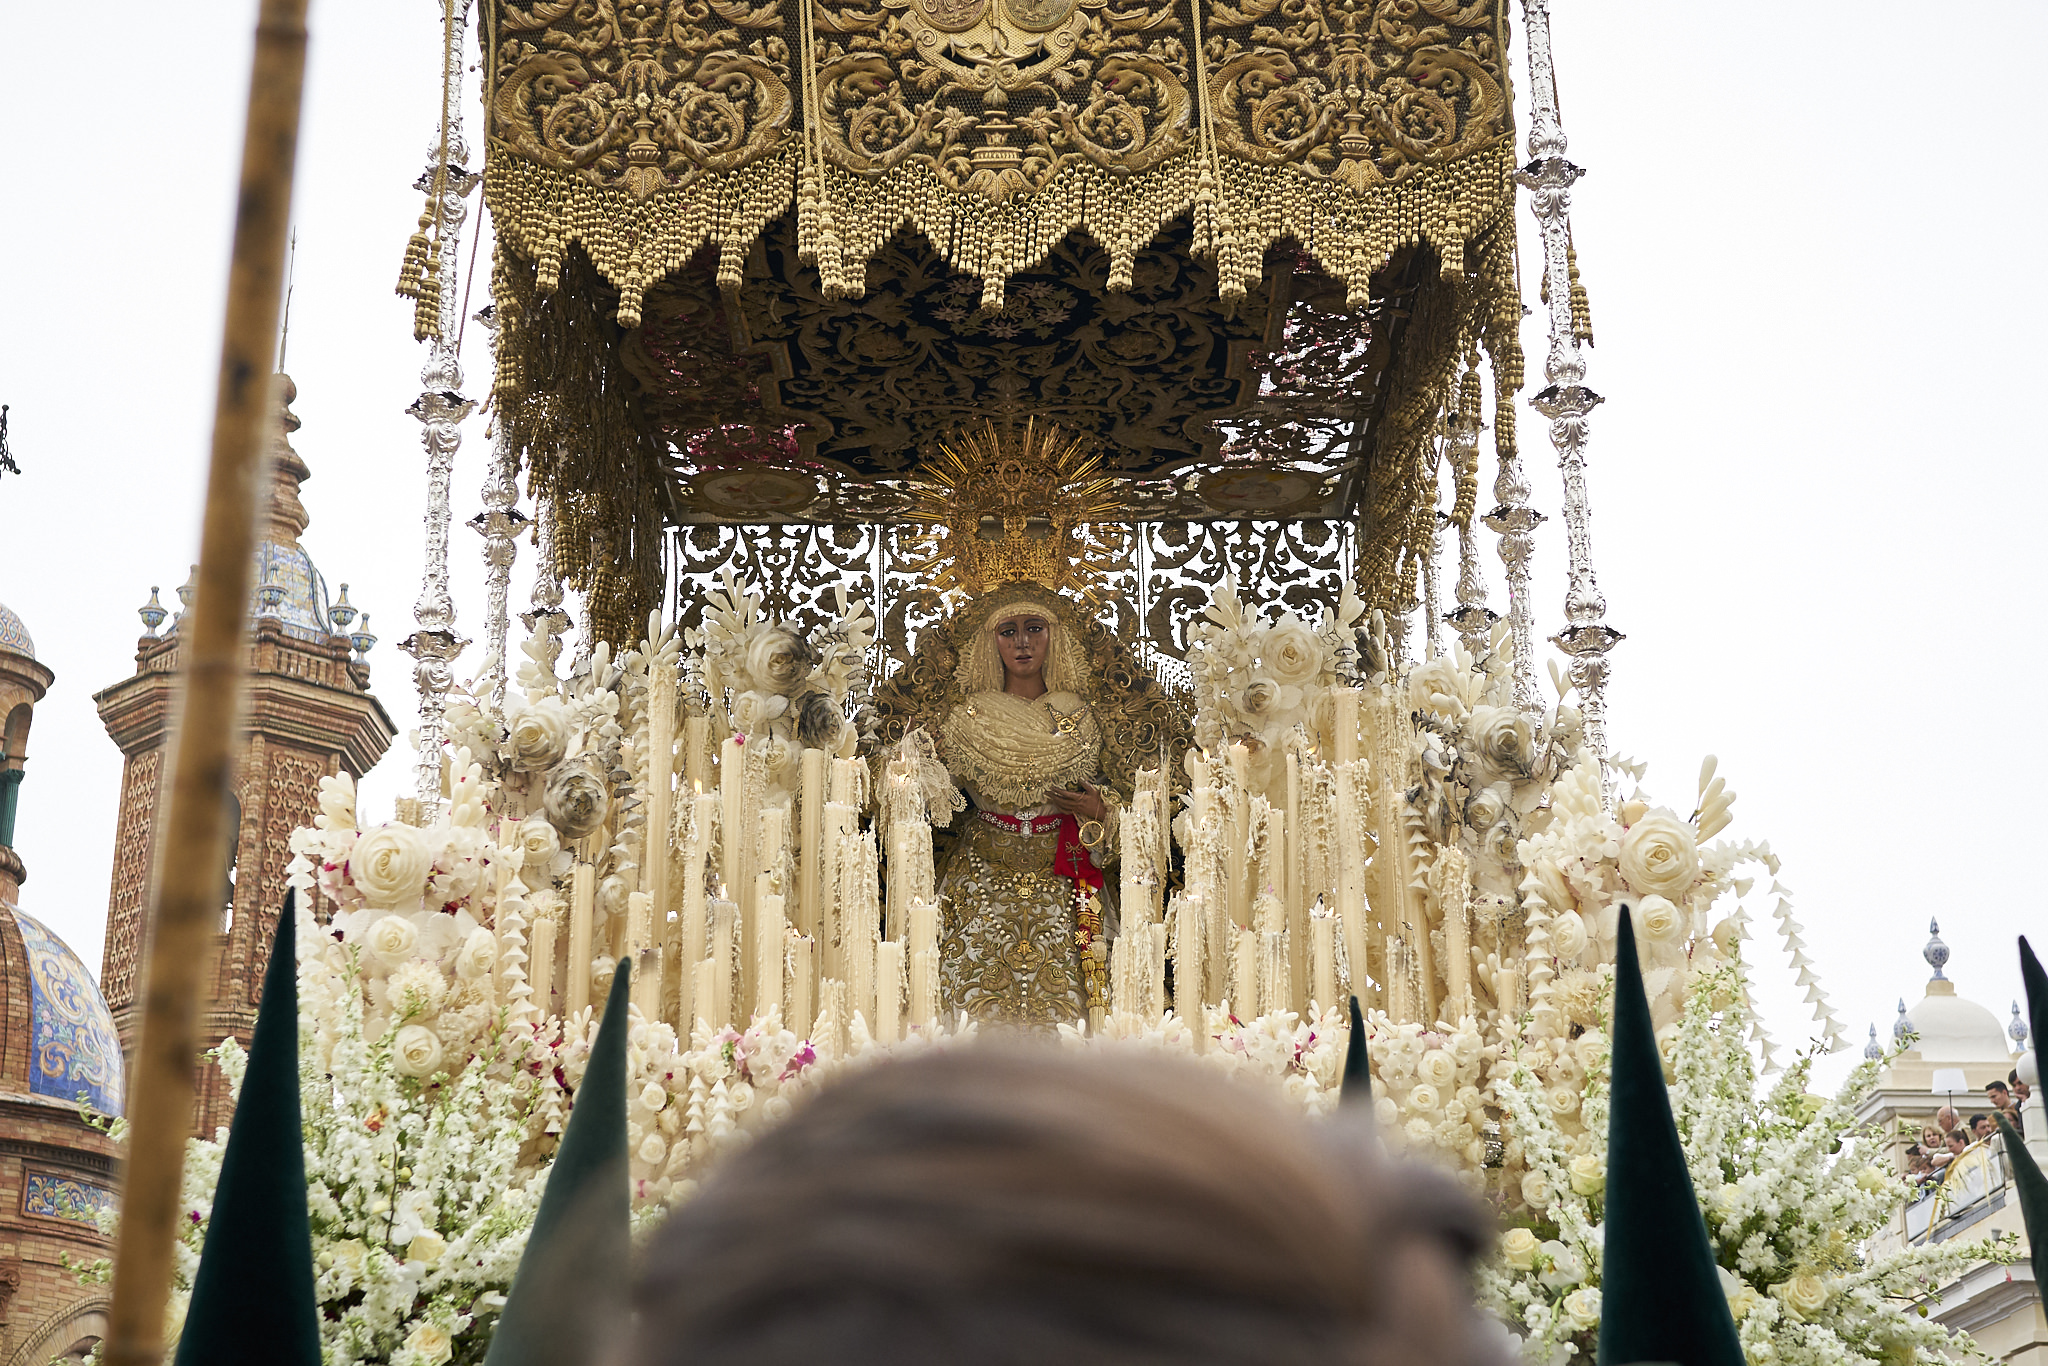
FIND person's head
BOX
[2012,1070,2031,1103]
[1936,1105,1959,1132]
[1972,1114,1995,1139]
[1947,1129,1969,1153]
[993,612,1051,691]
[1988,1081,2011,1107]
[629,1045,1506,1366]
[1906,1144,1929,1170]
[1921,1125,1943,1148]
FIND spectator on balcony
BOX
[1987,1080,2016,1118]
[1945,1129,1972,1161]
[1936,1105,1961,1135]
[1904,1145,1936,1186]
[2011,1069,2031,1106]
[1970,1113,1996,1142]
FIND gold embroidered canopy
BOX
[479,0,1524,640]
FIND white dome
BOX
[1906,986,2012,1063]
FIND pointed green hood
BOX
[484,961,634,1366]
[172,890,321,1366]
[1993,938,2048,1294]
[1598,908,1743,1366]
[1341,994,1372,1103]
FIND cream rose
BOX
[405,1230,447,1265]
[1548,909,1590,965]
[455,926,498,981]
[506,698,571,772]
[543,760,610,840]
[1619,808,1701,899]
[1773,1273,1831,1321]
[1260,616,1323,687]
[392,1023,445,1078]
[1469,704,1535,778]
[327,1238,369,1283]
[1547,1086,1581,1118]
[1521,1170,1554,1209]
[1568,1152,1605,1197]
[1563,1288,1602,1332]
[364,914,421,967]
[1529,858,1576,912]
[1240,678,1279,717]
[352,824,432,910]
[402,1322,454,1366]
[1407,657,1472,719]
[744,625,817,697]
[637,1132,669,1167]
[1633,893,1686,944]
[517,818,561,867]
[1500,1226,1539,1271]
[1417,1049,1459,1089]
[1406,1082,1443,1114]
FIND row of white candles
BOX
[518,677,1437,1040]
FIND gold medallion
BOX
[916,0,989,33]
[1002,0,1077,32]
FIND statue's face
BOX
[993,613,1050,684]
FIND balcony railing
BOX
[1906,1137,2010,1244]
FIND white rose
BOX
[517,818,562,867]
[1521,1170,1554,1209]
[393,1024,445,1078]
[1562,1287,1601,1332]
[1407,657,1473,719]
[1374,1095,1401,1127]
[1406,1082,1443,1114]
[364,914,421,967]
[1468,704,1535,779]
[1548,910,1590,964]
[1260,617,1324,688]
[455,926,498,981]
[352,825,432,910]
[743,626,817,697]
[1417,1049,1459,1088]
[637,1132,669,1167]
[543,760,611,841]
[1547,1086,1580,1118]
[406,1230,447,1266]
[1633,893,1686,944]
[403,1322,454,1366]
[728,690,789,738]
[1500,1226,1539,1271]
[1773,1273,1831,1321]
[1568,1152,1605,1197]
[327,1238,369,1284]
[506,699,571,772]
[1240,677,1280,717]
[1618,808,1701,899]
[639,1082,669,1113]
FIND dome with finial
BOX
[0,903,123,1116]
[1903,921,2011,1062]
[0,601,34,661]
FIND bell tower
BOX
[94,376,394,1131]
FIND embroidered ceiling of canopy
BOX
[481,0,1524,643]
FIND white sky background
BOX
[2,2,2042,1093]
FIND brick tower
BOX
[95,375,394,1133]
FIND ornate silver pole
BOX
[400,1,479,807]
[1442,379,1498,658]
[472,306,531,719]
[1517,0,1621,784]
[521,496,570,688]
[1482,441,1543,708]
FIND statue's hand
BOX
[1050,780,1108,824]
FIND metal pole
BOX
[104,1,309,1360]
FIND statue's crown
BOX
[901,419,1127,603]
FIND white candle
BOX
[910,948,937,1029]
[1331,686,1360,765]
[684,715,710,796]
[529,913,557,1021]
[1174,892,1205,1015]
[758,893,787,1025]
[692,957,716,1035]
[711,900,738,1028]
[633,944,664,1021]
[568,863,596,1017]
[680,792,715,1029]
[1148,921,1168,1022]
[720,735,747,911]
[1311,915,1336,1014]
[875,940,903,1044]
[821,800,855,981]
[791,934,815,1038]
[800,747,826,941]
[647,661,676,933]
[626,890,653,956]
[1235,926,1259,1016]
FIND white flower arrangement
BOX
[1480,960,2016,1366]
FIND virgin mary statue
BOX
[873,423,1186,1025]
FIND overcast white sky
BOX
[3,2,2041,1091]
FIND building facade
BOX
[95,375,394,1135]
